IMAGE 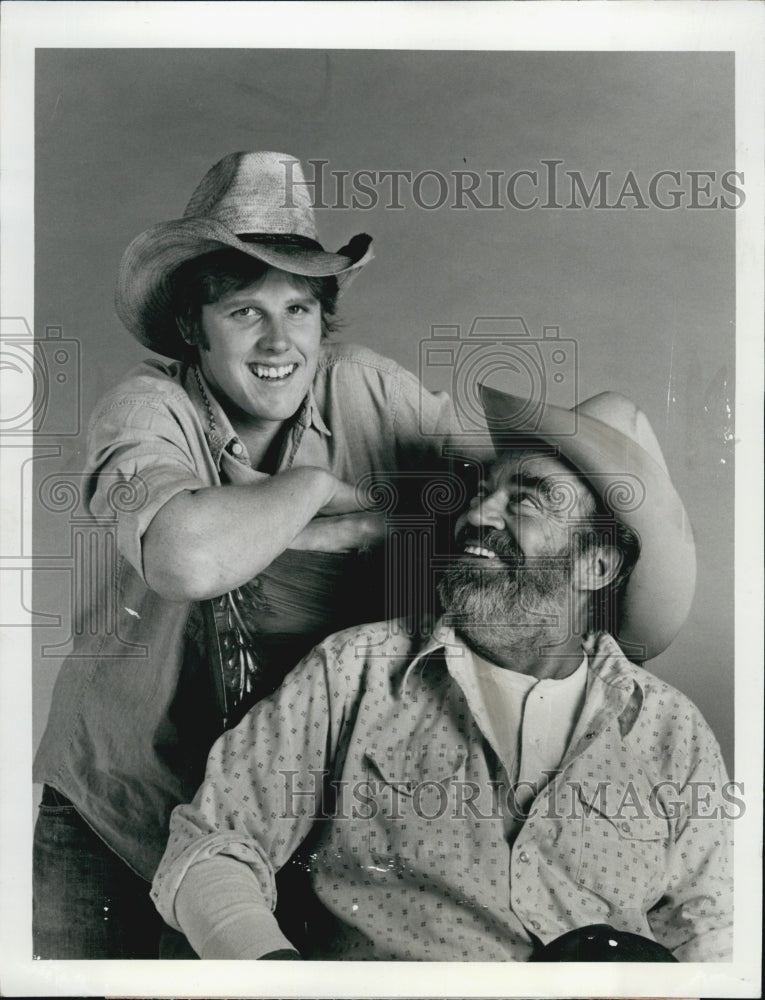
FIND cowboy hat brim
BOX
[115,218,373,358]
[479,384,696,661]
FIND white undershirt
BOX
[471,650,588,812]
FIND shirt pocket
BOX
[573,780,671,908]
[361,742,467,873]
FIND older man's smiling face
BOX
[439,450,598,661]
[455,450,596,567]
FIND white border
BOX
[1,2,762,997]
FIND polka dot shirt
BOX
[152,623,733,961]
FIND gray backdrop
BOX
[33,49,735,770]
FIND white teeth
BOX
[251,363,297,380]
[464,545,497,559]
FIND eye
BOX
[470,481,489,506]
[512,493,540,510]
[288,302,317,316]
[230,306,257,318]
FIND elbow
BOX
[143,540,228,602]
[146,569,215,603]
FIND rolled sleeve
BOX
[86,396,209,582]
[153,821,279,934]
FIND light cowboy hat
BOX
[479,384,696,661]
[115,151,374,358]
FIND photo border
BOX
[1,2,762,997]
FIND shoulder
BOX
[92,358,191,418]
[593,634,727,777]
[636,664,721,747]
[313,342,446,435]
[319,617,421,659]
[299,619,422,693]
[628,659,713,736]
[315,341,404,383]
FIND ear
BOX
[176,317,195,344]
[573,542,624,593]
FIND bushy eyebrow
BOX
[488,469,555,496]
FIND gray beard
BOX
[437,557,574,659]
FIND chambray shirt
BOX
[153,623,733,962]
[34,343,454,880]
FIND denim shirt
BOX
[152,623,733,962]
[33,342,455,880]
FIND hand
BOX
[290,512,387,553]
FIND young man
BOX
[32,151,454,958]
[152,385,732,962]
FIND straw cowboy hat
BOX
[479,384,696,661]
[115,151,374,358]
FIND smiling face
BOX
[197,267,324,433]
[455,450,597,567]
[439,450,599,668]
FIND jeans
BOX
[33,785,165,959]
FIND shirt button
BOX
[231,441,245,456]
[620,821,630,833]
[530,920,541,931]
[519,851,530,863]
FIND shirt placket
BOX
[508,673,638,942]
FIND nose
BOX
[464,491,506,532]
[257,315,291,354]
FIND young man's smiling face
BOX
[197,267,323,432]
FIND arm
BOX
[151,639,350,958]
[174,856,301,959]
[85,385,367,601]
[143,467,363,599]
[289,510,387,553]
[646,729,734,961]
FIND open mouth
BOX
[249,362,298,382]
[459,530,522,567]
[463,544,498,560]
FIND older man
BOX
[151,386,733,962]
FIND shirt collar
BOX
[296,384,332,438]
[185,363,331,470]
[403,620,642,698]
[401,619,476,693]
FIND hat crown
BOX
[182,151,318,240]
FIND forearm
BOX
[174,856,299,960]
[289,511,387,553]
[143,466,348,599]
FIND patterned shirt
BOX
[152,622,734,961]
[33,343,454,879]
